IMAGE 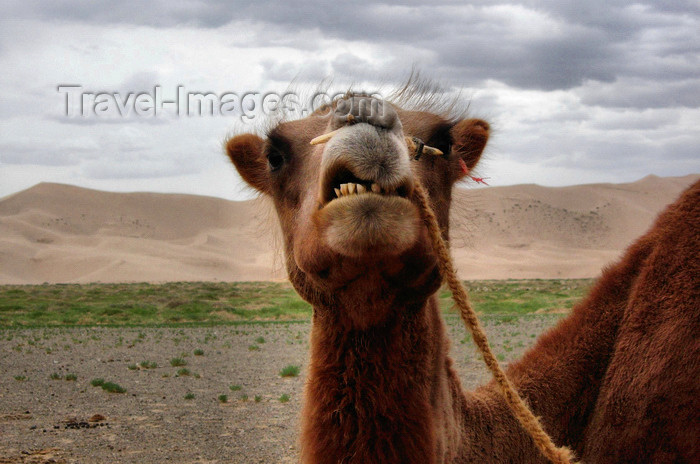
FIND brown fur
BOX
[225,89,699,463]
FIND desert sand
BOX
[1,174,698,284]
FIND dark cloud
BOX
[121,71,162,93]
[578,79,700,109]
[587,111,680,131]
[260,59,330,84]
[433,30,617,91]
[653,0,700,16]
[5,0,699,98]
[240,1,699,99]
[3,0,233,28]
[503,122,699,171]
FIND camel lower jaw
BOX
[316,194,420,258]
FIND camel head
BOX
[226,95,489,328]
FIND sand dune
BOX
[1,174,697,284]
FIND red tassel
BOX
[459,158,469,175]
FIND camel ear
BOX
[225,134,269,194]
[450,119,490,182]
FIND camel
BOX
[225,90,700,463]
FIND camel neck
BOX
[462,243,650,462]
[300,296,461,464]
[299,241,642,463]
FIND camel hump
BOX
[583,179,700,462]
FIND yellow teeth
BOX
[334,182,392,198]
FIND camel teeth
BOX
[333,182,383,199]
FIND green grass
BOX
[0,280,593,327]
[438,279,593,316]
[0,282,313,327]
[99,381,126,393]
[218,394,228,403]
[170,357,187,367]
[184,392,195,400]
[90,378,105,387]
[279,394,290,403]
[280,365,300,377]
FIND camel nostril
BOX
[332,96,401,132]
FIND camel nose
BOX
[318,97,413,202]
[331,96,402,134]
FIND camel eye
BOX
[267,152,285,171]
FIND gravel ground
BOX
[0,315,563,463]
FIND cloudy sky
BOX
[1,0,698,200]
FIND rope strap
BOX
[413,182,578,464]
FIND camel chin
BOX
[316,193,420,258]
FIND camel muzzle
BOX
[309,97,426,257]
[315,97,415,207]
[312,96,442,206]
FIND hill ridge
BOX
[1,175,697,283]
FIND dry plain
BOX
[1,315,564,463]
